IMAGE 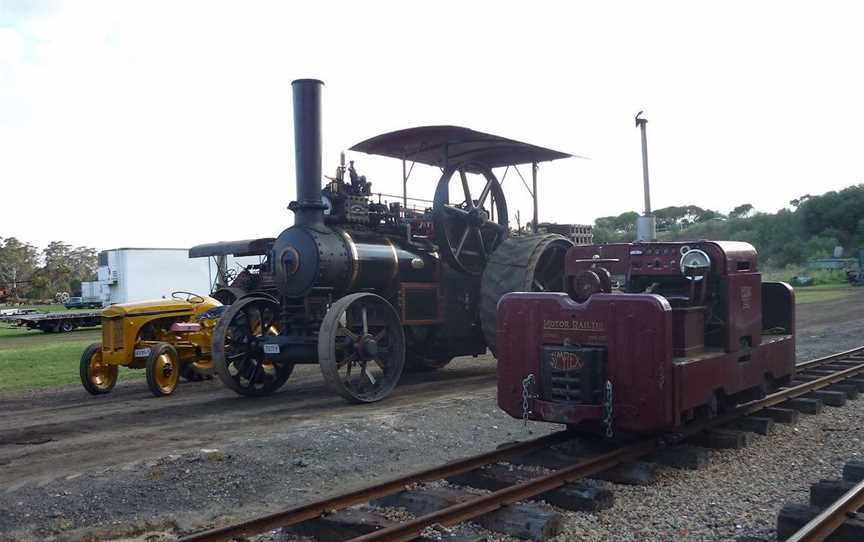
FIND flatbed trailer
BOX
[0,311,101,333]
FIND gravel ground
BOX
[547,399,864,541]
[0,391,559,541]
[0,292,861,542]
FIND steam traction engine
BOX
[497,241,796,434]
[200,79,577,403]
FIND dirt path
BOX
[0,293,862,540]
[0,359,497,488]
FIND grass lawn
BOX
[0,328,142,392]
[794,284,856,304]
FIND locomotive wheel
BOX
[145,343,181,397]
[433,162,508,276]
[479,234,574,355]
[80,342,118,395]
[319,293,405,403]
[212,296,292,397]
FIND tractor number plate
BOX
[134,348,151,358]
[263,344,280,355]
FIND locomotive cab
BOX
[497,240,796,435]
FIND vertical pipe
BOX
[635,112,656,241]
[290,79,325,226]
[639,120,651,215]
[402,158,408,209]
[532,162,538,233]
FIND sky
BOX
[1,1,863,251]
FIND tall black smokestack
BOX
[289,78,325,227]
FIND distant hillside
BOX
[592,184,864,268]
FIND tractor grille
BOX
[541,345,605,404]
[102,317,124,352]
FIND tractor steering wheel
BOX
[172,291,206,304]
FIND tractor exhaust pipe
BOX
[290,78,326,227]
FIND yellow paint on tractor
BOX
[80,293,224,397]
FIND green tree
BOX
[729,203,754,219]
[0,237,39,299]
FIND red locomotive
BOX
[496,241,796,435]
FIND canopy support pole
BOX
[532,162,538,233]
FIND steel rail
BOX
[182,347,864,542]
[348,358,864,542]
[785,478,864,542]
[674,357,864,441]
[349,440,658,542]
[796,346,864,370]
[179,431,571,542]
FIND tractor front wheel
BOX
[80,343,118,395]
[145,343,181,397]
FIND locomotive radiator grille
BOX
[549,373,584,402]
[541,345,606,404]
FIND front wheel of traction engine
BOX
[212,296,292,397]
[319,293,406,403]
[80,343,118,395]
[145,342,181,397]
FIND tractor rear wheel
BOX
[80,343,118,395]
[479,234,574,356]
[146,343,181,397]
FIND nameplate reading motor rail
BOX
[543,319,606,332]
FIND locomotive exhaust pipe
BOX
[290,78,326,227]
[634,111,657,242]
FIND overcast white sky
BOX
[2,1,863,251]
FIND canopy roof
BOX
[350,126,578,172]
[188,238,275,258]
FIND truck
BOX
[1,310,101,333]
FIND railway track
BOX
[181,346,864,542]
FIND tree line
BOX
[592,184,864,269]
[0,238,98,301]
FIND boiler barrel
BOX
[334,229,438,294]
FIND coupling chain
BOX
[521,373,536,427]
[602,379,614,438]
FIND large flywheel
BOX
[433,163,508,276]
[479,234,574,355]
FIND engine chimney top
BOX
[289,78,326,227]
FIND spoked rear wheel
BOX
[213,296,292,397]
[319,293,405,403]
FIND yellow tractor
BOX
[79,292,224,397]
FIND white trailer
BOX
[80,281,104,305]
[96,248,259,306]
